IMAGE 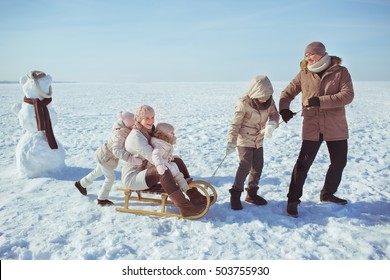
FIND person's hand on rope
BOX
[261,121,277,138]
[280,109,295,123]
[225,143,236,155]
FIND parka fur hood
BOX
[227,75,279,148]
[246,75,274,99]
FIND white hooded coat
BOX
[121,128,153,190]
[227,75,280,148]
[94,113,134,169]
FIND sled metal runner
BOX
[116,180,217,219]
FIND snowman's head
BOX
[19,70,53,99]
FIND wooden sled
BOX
[116,180,217,219]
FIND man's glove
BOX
[226,143,236,155]
[280,109,295,123]
[307,97,320,107]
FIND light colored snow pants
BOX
[80,164,116,200]
[167,162,189,192]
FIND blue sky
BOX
[0,0,389,82]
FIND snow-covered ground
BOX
[0,81,389,263]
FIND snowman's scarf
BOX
[23,97,58,149]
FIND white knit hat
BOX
[155,123,174,135]
[155,122,176,144]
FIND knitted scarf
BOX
[23,97,58,149]
[307,54,332,73]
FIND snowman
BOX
[13,70,66,178]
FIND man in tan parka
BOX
[279,42,354,217]
[227,75,280,210]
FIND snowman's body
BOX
[14,71,66,178]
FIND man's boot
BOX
[320,194,347,205]
[245,187,267,205]
[229,188,243,210]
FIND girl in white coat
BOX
[74,112,142,206]
[150,122,189,192]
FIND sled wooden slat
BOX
[115,180,217,219]
[116,207,182,218]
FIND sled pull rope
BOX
[208,109,302,184]
[208,153,227,185]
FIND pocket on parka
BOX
[302,107,318,117]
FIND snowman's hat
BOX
[27,70,47,80]
[27,70,52,98]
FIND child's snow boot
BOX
[97,199,114,207]
[229,188,243,210]
[75,181,87,196]
[245,187,267,205]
